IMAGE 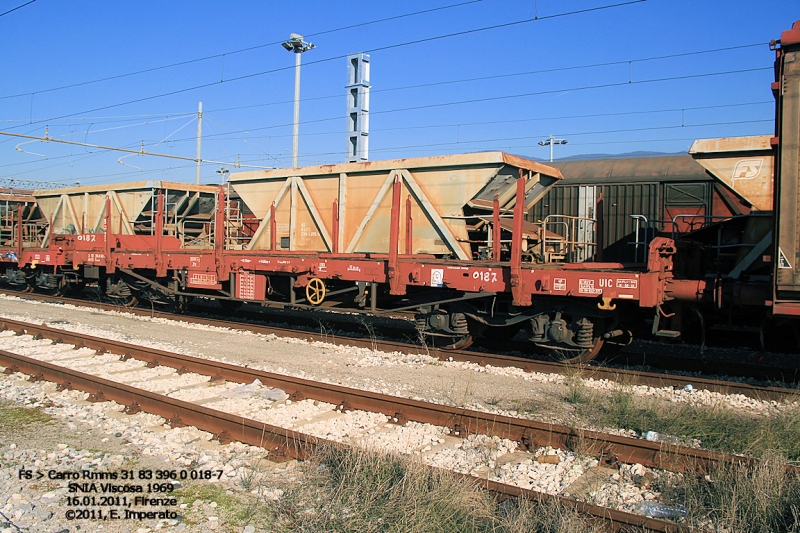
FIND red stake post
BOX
[492,194,501,261]
[510,170,530,306]
[332,198,339,254]
[388,172,405,295]
[405,195,413,255]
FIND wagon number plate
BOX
[473,270,497,283]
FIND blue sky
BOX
[0,0,796,186]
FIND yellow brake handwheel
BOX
[306,278,326,305]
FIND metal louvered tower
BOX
[346,53,370,162]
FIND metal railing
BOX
[224,200,251,250]
[668,214,736,241]
[26,222,48,247]
[178,219,215,249]
[628,215,658,263]
[539,214,597,263]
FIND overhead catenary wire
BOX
[4,94,771,175]
[196,101,774,143]
[1,0,647,131]
[184,67,773,141]
[10,118,766,186]
[0,131,273,169]
[0,0,35,18]
[1,2,777,181]
[206,42,767,115]
[0,0,483,100]
[4,113,761,182]
[2,41,769,132]
[284,118,775,161]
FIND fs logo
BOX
[731,159,763,183]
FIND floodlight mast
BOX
[538,134,568,162]
[282,33,315,168]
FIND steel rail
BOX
[2,290,798,403]
[0,348,686,533]
[0,317,764,476]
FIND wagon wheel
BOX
[22,271,36,293]
[416,330,474,350]
[174,295,194,314]
[439,334,474,350]
[104,277,139,308]
[532,315,605,364]
[414,312,474,350]
[56,280,86,297]
[537,339,604,364]
[119,294,139,308]
[305,278,326,305]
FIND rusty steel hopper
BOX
[689,135,774,211]
[34,181,219,248]
[228,152,562,259]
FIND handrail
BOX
[541,214,597,263]
[628,215,651,263]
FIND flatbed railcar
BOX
[0,154,667,363]
[1,20,799,362]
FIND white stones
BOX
[2,293,790,531]
[426,434,518,475]
[299,410,389,442]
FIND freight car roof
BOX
[0,193,35,203]
[32,180,219,197]
[547,155,709,184]
[229,151,562,181]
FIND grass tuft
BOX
[564,373,588,405]
[676,453,800,533]
[0,405,54,427]
[582,389,800,460]
[259,444,603,533]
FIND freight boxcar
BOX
[530,137,772,264]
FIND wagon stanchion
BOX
[405,195,413,255]
[388,171,404,296]
[269,201,277,251]
[510,169,529,306]
[492,194,500,261]
[332,198,339,254]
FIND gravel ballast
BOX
[0,294,795,531]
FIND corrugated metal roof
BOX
[548,155,709,184]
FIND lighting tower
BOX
[538,135,568,162]
[282,33,315,168]
[346,53,370,162]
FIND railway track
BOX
[0,323,694,532]
[2,317,799,527]
[2,289,798,405]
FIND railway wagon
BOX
[2,20,798,362]
[0,154,673,362]
[1,181,220,302]
[0,192,41,255]
[530,135,772,264]
[651,22,800,348]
